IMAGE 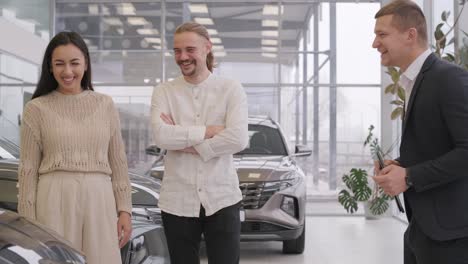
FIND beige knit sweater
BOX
[18,90,132,220]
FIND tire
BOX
[282,223,305,254]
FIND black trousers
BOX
[404,219,468,264]
[161,202,241,264]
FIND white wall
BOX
[0,17,47,65]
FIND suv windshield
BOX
[236,124,288,156]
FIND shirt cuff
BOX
[194,140,216,162]
[188,126,206,146]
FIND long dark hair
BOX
[32,31,93,99]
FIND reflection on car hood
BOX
[129,172,161,192]
[234,155,297,182]
[131,216,163,238]
[0,210,78,248]
[0,209,85,262]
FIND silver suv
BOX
[147,116,311,254]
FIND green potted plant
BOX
[338,125,393,216]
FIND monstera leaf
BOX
[338,190,358,214]
[369,193,392,215]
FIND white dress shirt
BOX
[400,49,432,110]
[151,73,248,217]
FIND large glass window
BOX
[50,1,382,199]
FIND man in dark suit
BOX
[372,0,468,263]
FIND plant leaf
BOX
[348,168,372,201]
[390,100,404,106]
[435,23,445,49]
[354,185,372,201]
[384,84,394,94]
[391,107,404,120]
[389,67,400,83]
[342,174,353,190]
[369,195,390,215]
[397,86,406,101]
[443,53,455,62]
[338,190,358,214]
[435,23,444,36]
[364,125,374,146]
[442,11,448,22]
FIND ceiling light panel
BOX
[262,52,277,58]
[214,51,226,57]
[262,19,279,27]
[263,5,284,15]
[88,4,99,15]
[207,29,218,35]
[127,17,148,26]
[262,30,279,37]
[103,17,122,26]
[145,38,161,44]
[189,4,208,13]
[262,46,278,52]
[262,39,278,45]
[194,17,214,25]
[118,3,135,15]
[212,45,224,51]
[210,37,222,44]
[137,28,159,35]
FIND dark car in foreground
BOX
[147,116,312,254]
[0,209,86,264]
[0,141,170,264]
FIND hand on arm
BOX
[192,82,249,162]
[160,113,205,155]
[204,125,225,139]
[151,86,205,150]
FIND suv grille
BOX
[241,221,288,232]
[239,180,288,209]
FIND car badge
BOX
[248,173,261,179]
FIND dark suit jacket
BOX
[400,53,468,241]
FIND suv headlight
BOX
[263,176,299,192]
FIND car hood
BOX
[0,209,85,263]
[131,215,163,238]
[234,155,298,182]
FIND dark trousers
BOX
[161,202,241,264]
[404,219,468,264]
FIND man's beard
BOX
[178,59,197,76]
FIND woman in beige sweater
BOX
[18,31,132,264]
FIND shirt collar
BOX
[402,49,432,82]
[179,73,214,88]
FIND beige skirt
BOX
[36,171,122,264]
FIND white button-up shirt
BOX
[400,49,432,110]
[151,74,248,217]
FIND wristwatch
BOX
[405,168,414,188]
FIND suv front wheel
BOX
[282,223,305,254]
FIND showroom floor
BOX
[201,216,407,264]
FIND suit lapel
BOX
[402,53,437,135]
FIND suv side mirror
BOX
[294,145,312,157]
[145,145,165,156]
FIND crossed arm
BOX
[159,112,224,154]
[151,83,248,161]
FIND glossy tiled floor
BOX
[201,216,407,264]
